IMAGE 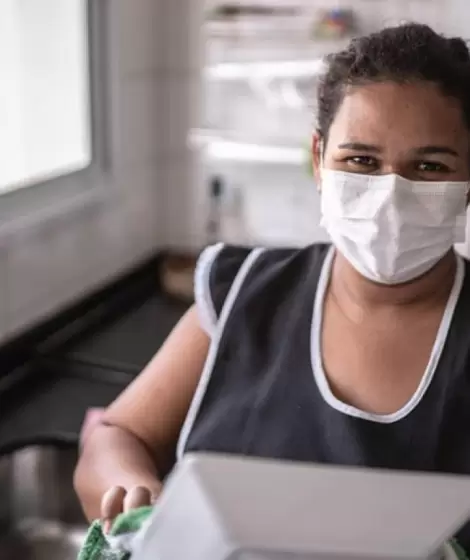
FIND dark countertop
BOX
[48,295,188,375]
[0,255,189,455]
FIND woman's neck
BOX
[330,250,458,311]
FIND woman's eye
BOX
[416,161,450,173]
[345,156,377,168]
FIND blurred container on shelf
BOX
[206,3,301,21]
[311,8,356,40]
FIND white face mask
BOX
[320,169,469,284]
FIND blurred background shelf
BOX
[206,37,350,65]
[190,128,308,165]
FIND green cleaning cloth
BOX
[77,506,153,560]
[449,539,470,560]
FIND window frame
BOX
[0,0,112,236]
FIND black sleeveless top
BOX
[177,243,470,550]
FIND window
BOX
[0,0,92,194]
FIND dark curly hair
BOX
[317,23,470,141]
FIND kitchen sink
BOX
[0,446,87,560]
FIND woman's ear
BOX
[312,133,323,190]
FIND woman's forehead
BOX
[327,81,468,153]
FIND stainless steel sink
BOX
[0,446,87,560]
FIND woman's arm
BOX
[74,305,210,522]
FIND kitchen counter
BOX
[45,294,188,375]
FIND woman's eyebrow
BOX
[414,145,459,157]
[337,143,460,157]
[337,142,381,152]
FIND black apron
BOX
[181,243,470,551]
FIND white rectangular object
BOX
[135,453,470,560]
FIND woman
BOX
[75,23,470,548]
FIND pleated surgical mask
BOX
[320,169,468,284]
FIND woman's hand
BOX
[79,410,162,530]
[101,484,161,533]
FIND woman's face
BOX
[314,81,470,183]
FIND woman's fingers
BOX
[101,486,126,533]
[100,485,155,533]
[123,486,153,513]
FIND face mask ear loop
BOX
[454,206,468,243]
[453,183,470,242]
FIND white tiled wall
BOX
[0,0,204,344]
[159,0,206,251]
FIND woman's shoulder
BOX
[194,243,331,335]
[257,242,331,269]
[199,242,331,291]
[202,242,331,270]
